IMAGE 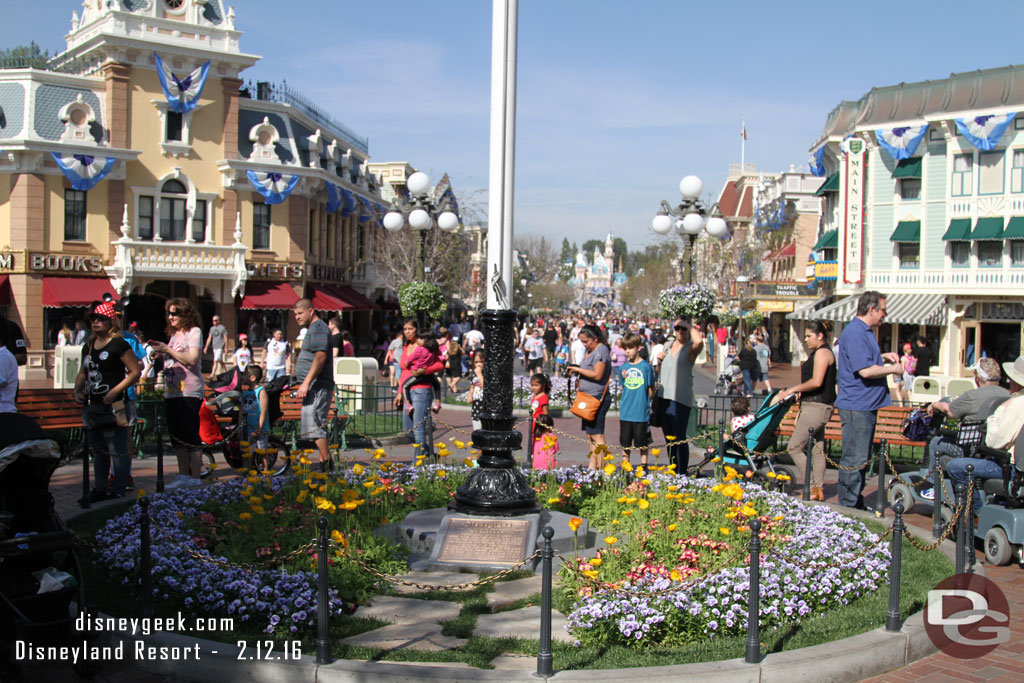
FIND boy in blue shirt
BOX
[240,365,270,469]
[618,333,656,467]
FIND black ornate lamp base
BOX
[449,309,539,517]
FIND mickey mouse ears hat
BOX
[88,292,130,320]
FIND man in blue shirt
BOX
[835,291,903,508]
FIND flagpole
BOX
[741,117,745,171]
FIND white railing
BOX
[867,267,1024,291]
[108,238,248,297]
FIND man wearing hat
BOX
[945,356,1024,491]
[926,357,1010,462]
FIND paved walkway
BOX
[37,362,1024,681]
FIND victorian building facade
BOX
[0,0,391,378]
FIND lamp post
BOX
[736,275,750,343]
[383,171,461,282]
[651,175,729,284]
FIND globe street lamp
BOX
[383,171,460,281]
[651,175,729,284]
[736,275,750,343]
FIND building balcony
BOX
[864,267,1024,294]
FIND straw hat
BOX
[1002,356,1024,387]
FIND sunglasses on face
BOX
[674,325,689,331]
[167,311,180,317]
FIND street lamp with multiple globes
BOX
[735,275,750,342]
[382,171,461,281]
[651,175,729,284]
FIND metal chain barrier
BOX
[900,478,972,552]
[146,516,319,569]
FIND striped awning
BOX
[786,295,834,321]
[786,293,946,325]
[787,295,858,322]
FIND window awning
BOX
[942,218,972,241]
[239,281,299,310]
[41,276,116,308]
[785,295,833,321]
[813,230,838,250]
[788,295,858,322]
[0,275,9,306]
[971,217,1004,240]
[890,221,921,242]
[814,172,839,196]
[892,157,922,179]
[307,284,357,312]
[883,293,947,326]
[767,242,796,260]
[334,286,382,311]
[1003,216,1024,239]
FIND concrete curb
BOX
[67,502,958,682]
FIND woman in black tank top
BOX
[780,321,836,501]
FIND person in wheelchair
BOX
[944,357,1024,500]
[926,358,1010,462]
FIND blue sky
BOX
[6,1,1024,248]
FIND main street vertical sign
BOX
[843,137,865,284]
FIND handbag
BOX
[86,402,119,428]
[569,353,610,421]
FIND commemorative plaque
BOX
[431,515,536,570]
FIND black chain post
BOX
[745,518,762,664]
[802,427,813,502]
[139,496,152,618]
[931,460,943,539]
[886,501,905,632]
[80,433,91,509]
[315,516,332,665]
[965,464,975,573]
[954,482,966,575]
[155,412,165,493]
[876,438,887,518]
[536,526,554,678]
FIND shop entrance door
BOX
[979,322,1021,366]
[960,322,979,374]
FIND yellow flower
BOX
[296,490,308,503]
[568,517,583,531]
[209,463,218,470]
[314,497,332,510]
[651,448,662,456]
[341,501,359,511]
[725,511,738,519]
[667,485,679,492]
[548,496,561,504]
[604,536,618,545]
[765,471,778,479]
[683,497,695,504]
[437,469,447,478]
[251,505,265,515]
[352,463,365,475]
[612,519,620,525]
[711,456,722,463]
[298,456,311,466]
[667,523,677,531]
[136,489,146,500]
[248,496,263,505]
[617,496,628,504]
[741,506,757,517]
[711,484,724,492]
[621,460,634,472]
[621,509,634,516]
[176,510,183,519]
[773,515,784,521]
[666,435,676,441]
[582,569,599,580]
[724,466,737,476]
[603,463,617,476]
[603,454,615,461]
[331,529,347,546]
[588,558,602,567]
[373,448,386,459]
[638,499,650,510]
[719,527,731,535]
[636,467,645,477]
[263,494,274,501]
[777,474,791,481]
[362,481,375,488]
[464,457,475,467]
[670,569,682,581]
[415,457,425,466]
[239,512,252,520]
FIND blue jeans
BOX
[741,369,757,395]
[946,457,1004,506]
[84,404,134,496]
[266,367,287,381]
[927,435,963,471]
[837,409,877,508]
[658,399,691,474]
[404,387,433,459]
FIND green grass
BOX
[69,503,951,671]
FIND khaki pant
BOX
[787,401,833,488]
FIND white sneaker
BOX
[184,477,203,488]
[165,475,190,489]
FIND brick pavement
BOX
[37,362,1024,681]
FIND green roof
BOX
[942,218,972,241]
[1003,216,1024,239]
[890,220,921,242]
[813,230,838,250]
[892,157,922,179]
[814,172,839,196]
[971,217,1004,240]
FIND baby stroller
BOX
[0,413,100,680]
[715,360,744,395]
[200,374,292,477]
[698,390,799,492]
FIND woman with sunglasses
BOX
[149,298,205,488]
[655,317,704,474]
[565,325,611,469]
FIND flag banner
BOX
[954,112,1016,151]
[326,182,342,213]
[51,152,116,191]
[340,188,357,217]
[154,52,210,114]
[809,146,826,177]
[246,170,300,205]
[356,196,374,223]
[875,124,928,160]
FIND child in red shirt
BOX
[530,373,550,440]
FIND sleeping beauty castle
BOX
[566,233,627,309]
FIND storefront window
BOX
[951,153,973,197]
[950,241,970,267]
[978,241,1003,267]
[44,308,87,349]
[898,243,919,269]
[64,189,86,241]
[1011,240,1024,266]
[899,179,921,200]
[253,203,270,250]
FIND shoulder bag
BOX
[569,350,610,421]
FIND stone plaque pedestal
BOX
[427,512,541,573]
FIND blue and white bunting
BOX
[154,52,210,114]
[809,146,826,177]
[356,196,373,223]
[875,124,928,161]
[954,113,1016,151]
[325,183,342,213]
[340,188,357,218]
[246,170,300,205]
[51,152,116,191]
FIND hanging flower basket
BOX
[658,284,716,321]
[398,281,447,320]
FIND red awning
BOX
[239,281,299,310]
[308,284,356,312]
[0,275,9,306]
[41,276,116,308]
[768,242,797,260]
[335,286,381,311]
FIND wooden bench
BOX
[776,403,925,469]
[15,388,149,460]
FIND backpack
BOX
[264,374,290,426]
[901,407,930,442]
[904,354,917,374]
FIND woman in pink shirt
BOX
[392,320,444,459]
